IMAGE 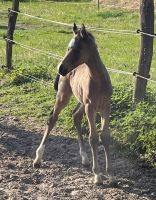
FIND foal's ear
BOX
[73,23,78,34]
[80,24,87,38]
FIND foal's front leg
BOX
[33,89,71,168]
[73,103,89,166]
[85,104,102,184]
[33,106,59,168]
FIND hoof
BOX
[109,179,118,187]
[108,176,118,187]
[33,162,41,169]
[94,174,103,185]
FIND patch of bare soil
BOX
[0,116,156,200]
[98,0,156,10]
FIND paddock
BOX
[0,1,156,199]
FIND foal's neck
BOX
[86,48,112,95]
[86,48,106,78]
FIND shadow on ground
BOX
[0,120,156,200]
[0,122,82,168]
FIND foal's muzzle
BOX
[59,64,68,76]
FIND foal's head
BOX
[58,23,97,76]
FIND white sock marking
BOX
[34,144,45,164]
[80,151,90,166]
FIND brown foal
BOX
[33,24,113,185]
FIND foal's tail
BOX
[54,74,60,91]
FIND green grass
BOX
[0,1,156,166]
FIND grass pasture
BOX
[0,1,156,166]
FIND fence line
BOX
[9,10,138,36]
[1,36,156,84]
[0,37,62,60]
[108,68,156,84]
[21,74,53,86]
[0,9,8,13]
[88,27,136,33]
[135,73,156,84]
[88,27,137,35]
[46,1,96,5]
[46,1,139,11]
[1,1,137,11]
[107,68,132,75]
[10,10,156,38]
[1,8,156,84]
[137,30,156,38]
[1,10,152,37]
[99,3,138,10]
[11,9,135,34]
[2,65,53,87]
[10,10,73,28]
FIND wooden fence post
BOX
[97,0,100,10]
[6,0,19,70]
[133,0,154,102]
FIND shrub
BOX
[111,84,156,166]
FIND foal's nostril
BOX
[59,64,68,76]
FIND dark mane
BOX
[86,31,95,40]
[77,28,96,46]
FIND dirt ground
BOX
[0,116,156,200]
[99,0,156,10]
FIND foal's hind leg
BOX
[85,104,102,184]
[100,104,113,184]
[73,103,89,166]
[33,78,72,168]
